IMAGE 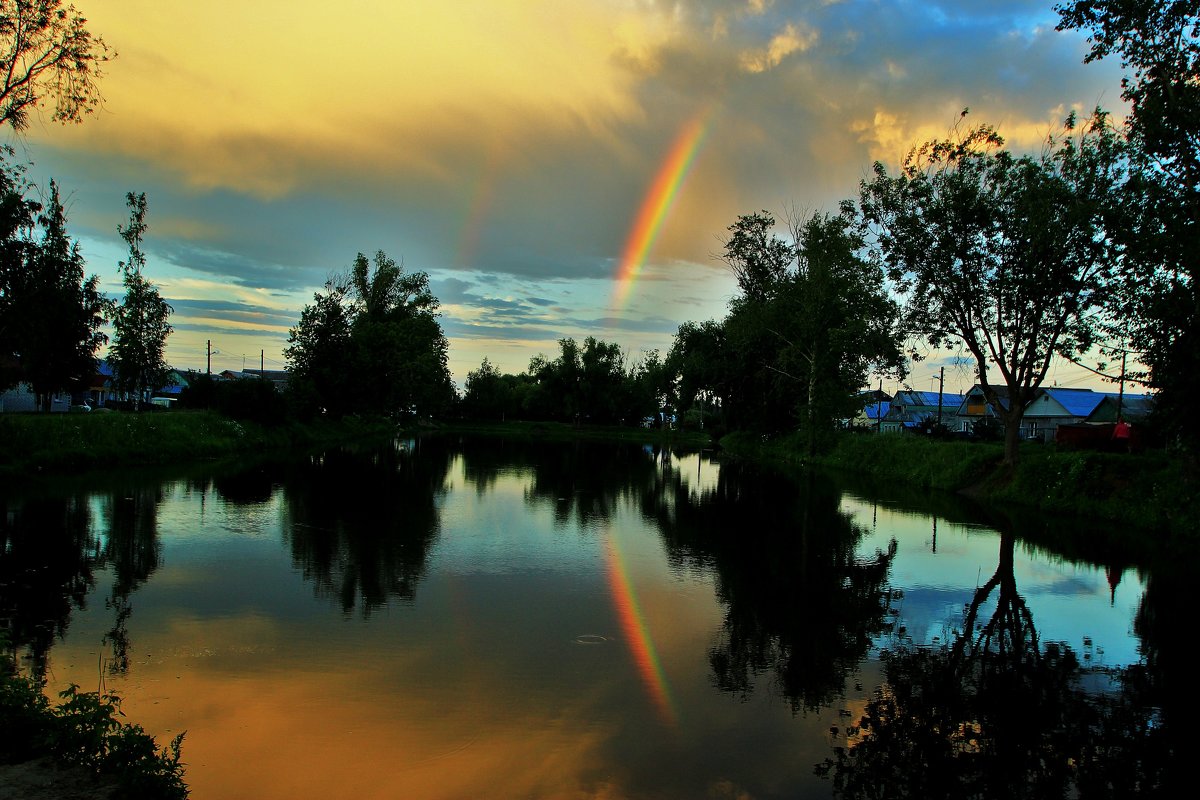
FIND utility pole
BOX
[1117,351,1127,420]
[937,366,945,424]
[207,340,211,376]
[876,378,883,433]
[261,350,264,375]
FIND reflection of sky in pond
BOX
[842,495,1145,667]
[12,442,1157,799]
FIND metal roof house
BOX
[880,390,965,433]
[952,384,1012,434]
[848,389,892,430]
[1021,388,1111,442]
[1086,392,1154,423]
[219,369,289,393]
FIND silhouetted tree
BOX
[285,251,453,418]
[667,319,731,432]
[860,112,1126,465]
[1057,1,1200,459]
[109,193,173,408]
[0,0,111,131]
[18,180,108,409]
[461,357,507,420]
[687,209,904,443]
[285,277,352,416]
[0,154,39,391]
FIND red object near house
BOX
[1056,422,1141,452]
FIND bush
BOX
[1,641,189,797]
[181,375,288,426]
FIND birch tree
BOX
[109,192,173,408]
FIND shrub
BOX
[1,641,188,797]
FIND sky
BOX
[10,0,1128,392]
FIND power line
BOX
[1060,354,1150,388]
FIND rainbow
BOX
[611,105,715,312]
[456,152,500,268]
[604,533,678,725]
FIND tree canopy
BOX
[0,157,108,404]
[860,112,1126,464]
[0,0,111,131]
[285,250,453,419]
[1058,0,1200,457]
[668,208,904,448]
[108,192,173,407]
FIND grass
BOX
[719,430,1199,552]
[0,410,399,479]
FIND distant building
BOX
[953,384,1011,435]
[849,389,891,430]
[1086,392,1154,424]
[0,383,72,412]
[1021,388,1112,442]
[881,390,965,433]
[219,368,289,393]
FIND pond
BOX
[0,436,1179,797]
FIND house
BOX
[849,389,891,430]
[953,384,1011,435]
[243,368,289,393]
[1086,392,1154,424]
[0,383,72,412]
[219,369,288,392]
[85,360,116,407]
[1021,388,1110,442]
[88,360,189,406]
[880,390,965,433]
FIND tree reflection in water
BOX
[282,438,453,616]
[463,440,900,714]
[818,528,1174,797]
[0,494,101,677]
[650,460,898,712]
[516,439,663,527]
[99,485,164,675]
[0,481,167,678]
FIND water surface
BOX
[0,436,1174,797]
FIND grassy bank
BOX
[0,410,399,479]
[720,430,1197,549]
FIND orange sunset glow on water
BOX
[11,437,1158,797]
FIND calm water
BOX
[0,436,1179,798]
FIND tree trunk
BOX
[806,361,817,457]
[1002,410,1022,467]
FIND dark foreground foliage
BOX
[1,642,188,798]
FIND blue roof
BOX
[1042,388,1105,417]
[865,401,890,420]
[903,390,964,407]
